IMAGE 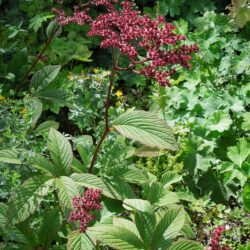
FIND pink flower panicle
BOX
[68,188,102,233]
[53,0,198,86]
[208,225,230,250]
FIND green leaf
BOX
[27,97,43,127]
[38,208,62,248]
[152,207,185,249]
[161,171,182,188]
[30,65,61,92]
[67,230,95,250]
[123,199,156,247]
[120,167,150,184]
[88,225,144,250]
[168,240,204,250]
[48,128,73,175]
[71,173,134,200]
[207,111,232,132]
[243,184,250,212]
[242,113,250,131]
[112,110,178,151]
[0,149,22,164]
[34,120,59,134]
[8,176,54,224]
[32,154,59,177]
[55,176,80,214]
[46,20,62,39]
[227,138,250,167]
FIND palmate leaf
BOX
[48,128,73,175]
[55,176,80,215]
[30,65,61,92]
[112,110,178,151]
[168,240,204,250]
[8,175,54,225]
[88,225,144,250]
[67,230,95,250]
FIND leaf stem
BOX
[15,25,60,96]
[89,52,116,173]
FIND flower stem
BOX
[89,63,116,173]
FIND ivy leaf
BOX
[30,65,61,92]
[48,128,73,175]
[7,176,54,225]
[227,138,250,167]
[112,110,178,151]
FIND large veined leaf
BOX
[55,176,80,214]
[88,225,144,250]
[48,128,73,175]
[38,208,62,248]
[168,240,204,250]
[67,230,95,250]
[34,120,59,135]
[161,171,182,189]
[120,167,150,184]
[71,173,134,200]
[112,110,178,151]
[123,199,156,246]
[8,176,54,224]
[27,97,43,127]
[0,149,22,164]
[152,207,185,249]
[30,65,61,92]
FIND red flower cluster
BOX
[208,225,230,250]
[53,0,198,86]
[68,188,102,233]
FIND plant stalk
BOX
[89,65,116,173]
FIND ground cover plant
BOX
[0,0,250,249]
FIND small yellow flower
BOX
[20,108,27,115]
[115,90,123,98]
[93,68,100,74]
[67,73,74,81]
[0,95,5,102]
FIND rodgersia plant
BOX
[53,0,198,173]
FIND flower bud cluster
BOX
[68,188,102,233]
[208,225,230,250]
[53,0,198,86]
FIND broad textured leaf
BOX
[38,208,62,248]
[27,97,43,127]
[123,199,156,246]
[30,65,61,92]
[112,110,178,151]
[113,218,141,239]
[48,128,73,175]
[227,138,250,167]
[207,111,232,132]
[35,89,69,104]
[8,176,54,224]
[0,149,22,164]
[168,240,204,250]
[152,207,185,248]
[46,20,62,38]
[67,230,95,250]
[71,173,134,200]
[120,167,150,184]
[32,154,59,177]
[161,171,182,188]
[55,176,80,214]
[134,146,164,157]
[242,112,250,131]
[88,225,144,250]
[34,120,59,134]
